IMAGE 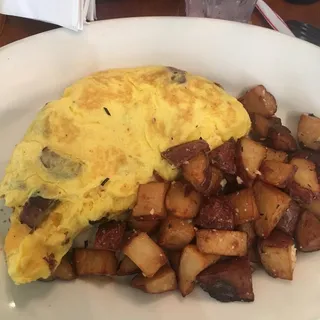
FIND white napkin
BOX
[0,0,96,31]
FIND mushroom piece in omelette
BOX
[0,66,250,284]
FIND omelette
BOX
[0,66,250,284]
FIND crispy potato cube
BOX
[74,249,117,276]
[123,232,167,277]
[197,257,254,302]
[304,199,320,217]
[53,256,76,281]
[182,152,212,193]
[209,138,236,174]
[132,182,169,220]
[268,125,297,152]
[253,181,291,238]
[259,160,297,188]
[179,245,219,297]
[265,148,288,163]
[298,114,320,151]
[194,197,234,230]
[228,188,259,225]
[161,140,210,167]
[196,229,247,256]
[250,114,281,140]
[237,222,259,263]
[296,210,320,252]
[239,85,277,118]
[158,216,195,250]
[251,113,271,138]
[237,222,256,248]
[205,166,224,196]
[236,138,267,186]
[167,251,181,273]
[94,221,126,251]
[288,158,320,204]
[165,181,202,219]
[292,150,320,168]
[276,201,301,236]
[117,256,140,276]
[128,216,160,234]
[131,265,177,294]
[258,230,296,280]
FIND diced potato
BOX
[236,137,267,186]
[276,201,301,236]
[228,188,259,225]
[161,140,210,167]
[250,114,281,140]
[237,222,259,263]
[296,210,320,252]
[53,256,76,281]
[268,125,297,152]
[209,138,236,174]
[167,251,181,273]
[132,182,169,220]
[298,114,320,151]
[197,257,254,302]
[123,232,167,277]
[182,152,211,193]
[259,160,297,188]
[74,249,117,276]
[289,158,320,204]
[205,166,224,196]
[237,222,256,248]
[128,216,160,234]
[239,85,277,118]
[291,150,320,167]
[258,230,296,280]
[196,229,247,256]
[253,181,291,238]
[117,256,140,276]
[304,199,320,217]
[131,265,177,294]
[179,245,219,297]
[94,221,126,251]
[158,216,195,250]
[250,113,271,139]
[165,181,202,219]
[265,148,288,163]
[194,197,234,230]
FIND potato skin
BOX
[194,197,235,230]
[239,85,277,118]
[209,138,236,175]
[276,201,300,236]
[161,139,210,167]
[268,125,297,152]
[197,257,254,302]
[296,210,320,252]
[94,221,126,251]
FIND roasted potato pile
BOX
[43,85,320,304]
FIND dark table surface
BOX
[0,0,320,47]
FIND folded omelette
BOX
[0,66,250,284]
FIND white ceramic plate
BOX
[0,17,320,320]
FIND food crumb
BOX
[236,176,243,184]
[150,208,155,215]
[220,179,227,188]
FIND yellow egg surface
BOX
[0,66,250,284]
